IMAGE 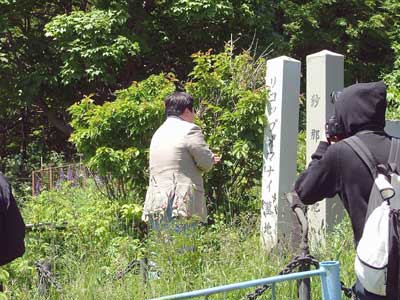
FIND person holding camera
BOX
[290,81,390,300]
[142,92,220,230]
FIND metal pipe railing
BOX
[320,261,342,300]
[150,261,341,300]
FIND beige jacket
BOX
[142,117,214,222]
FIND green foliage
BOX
[323,215,355,288]
[168,0,234,21]
[0,268,8,300]
[45,9,140,84]
[145,214,281,299]
[4,0,400,192]
[69,74,175,199]
[142,0,278,77]
[0,1,60,176]
[26,183,143,254]
[383,1,400,119]
[0,2,138,178]
[4,2,400,296]
[146,214,356,300]
[4,185,356,299]
[277,0,394,84]
[3,184,144,299]
[186,46,267,216]
[0,269,8,283]
[297,131,307,174]
[386,81,400,120]
[69,46,267,214]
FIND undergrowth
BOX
[1,185,355,300]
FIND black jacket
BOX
[0,172,25,266]
[294,81,391,245]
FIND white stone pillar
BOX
[306,50,345,248]
[261,56,301,250]
[385,120,400,138]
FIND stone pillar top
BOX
[268,55,301,63]
[307,50,345,58]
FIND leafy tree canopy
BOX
[44,9,140,85]
[276,0,394,84]
[0,0,277,177]
[2,0,400,191]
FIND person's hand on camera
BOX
[212,154,221,164]
[327,135,343,145]
[326,136,334,145]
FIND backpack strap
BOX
[343,136,378,178]
[388,138,400,174]
[344,136,386,225]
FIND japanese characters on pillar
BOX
[261,72,279,246]
[261,56,300,250]
[309,94,322,144]
[306,50,344,248]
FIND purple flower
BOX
[35,176,42,195]
[67,166,74,181]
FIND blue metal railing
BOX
[151,261,341,300]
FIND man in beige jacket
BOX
[143,92,219,229]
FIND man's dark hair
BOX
[164,92,194,117]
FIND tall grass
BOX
[1,185,356,300]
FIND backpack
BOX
[344,135,400,299]
[0,173,25,266]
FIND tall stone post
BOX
[385,120,400,138]
[261,56,301,250]
[306,50,345,248]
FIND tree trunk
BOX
[20,107,28,178]
[36,97,72,137]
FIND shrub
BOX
[186,46,267,216]
[69,45,268,217]
[68,75,175,200]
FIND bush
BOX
[69,45,268,217]
[186,45,267,217]
[69,75,175,200]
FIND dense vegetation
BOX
[1,0,400,299]
[1,0,400,181]
[68,46,267,215]
[2,183,356,300]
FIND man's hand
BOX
[212,154,221,164]
[327,135,343,145]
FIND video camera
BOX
[325,91,345,143]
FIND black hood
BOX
[335,81,387,137]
